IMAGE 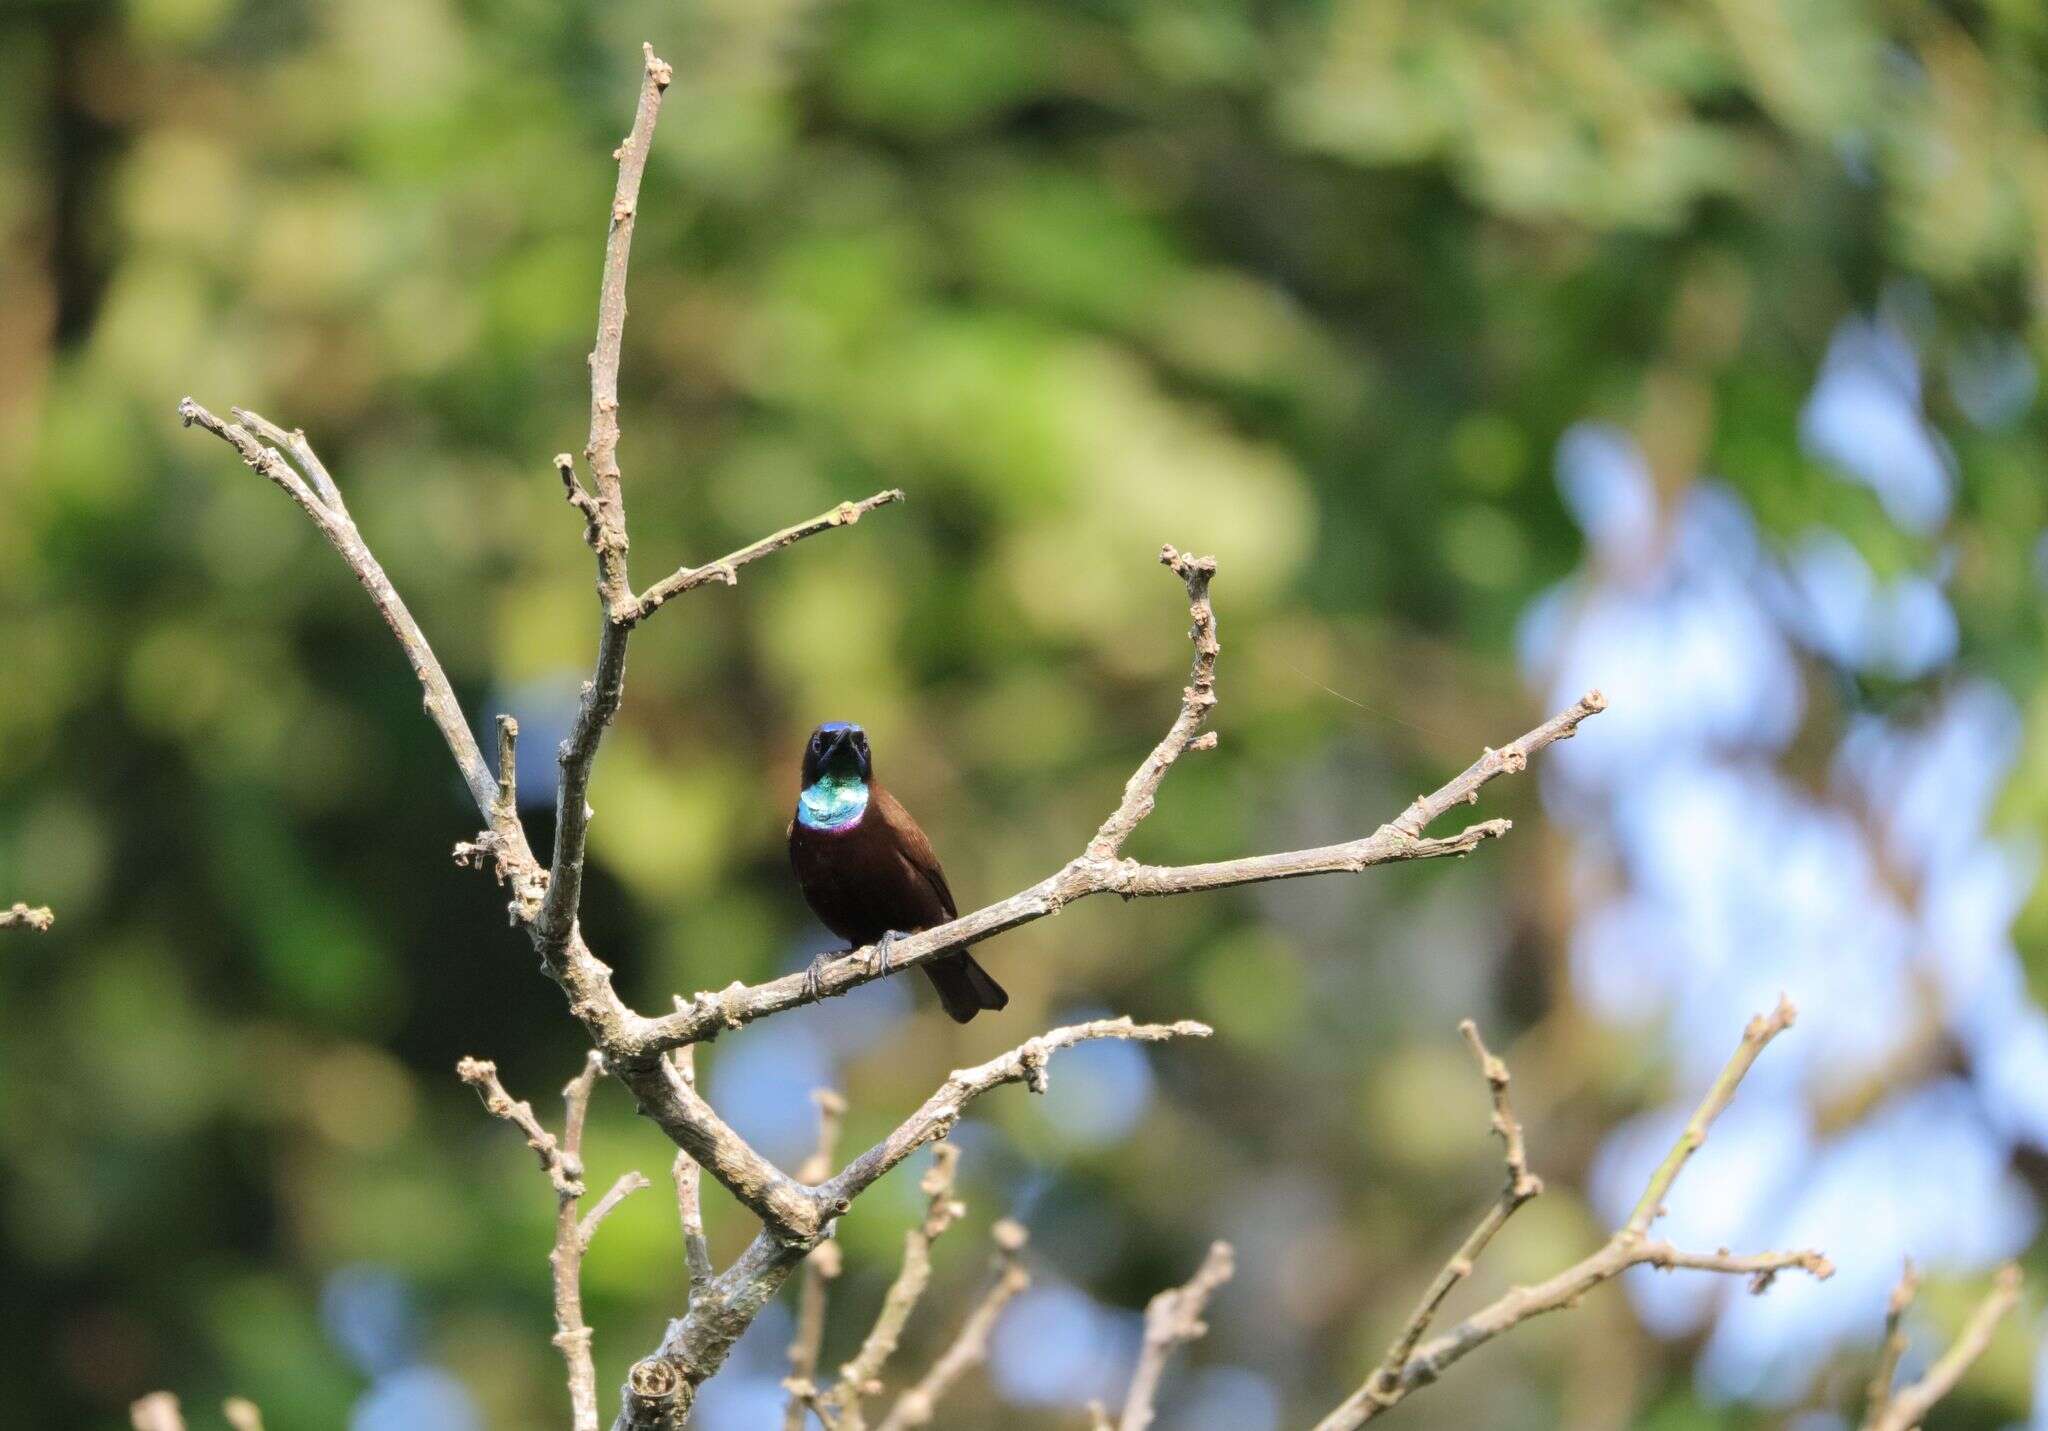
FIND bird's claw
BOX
[802,950,836,1003]
[870,930,907,977]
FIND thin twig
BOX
[1315,999,1832,1429]
[874,1221,1033,1431]
[1089,546,1221,860]
[1362,1021,1544,1403]
[1860,1264,2023,1431]
[1118,1241,1236,1431]
[493,714,520,823]
[820,1019,1211,1213]
[785,1090,851,1431]
[1863,1259,1919,1425]
[1624,999,1796,1236]
[461,1052,647,1431]
[816,1144,969,1430]
[634,491,904,621]
[581,41,671,613]
[534,37,671,993]
[670,1044,715,1297]
[0,903,53,931]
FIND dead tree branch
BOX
[1860,1262,2022,1431]
[784,1091,850,1431]
[873,1220,1032,1431]
[811,1144,968,1430]
[459,1053,649,1431]
[1117,1241,1236,1431]
[1314,1000,1833,1429]
[670,1045,715,1300]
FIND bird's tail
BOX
[925,951,1009,1024]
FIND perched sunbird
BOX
[787,722,1009,1023]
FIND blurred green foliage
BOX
[3,0,2046,1426]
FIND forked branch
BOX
[874,1220,1032,1431]
[617,1017,1209,1427]
[1118,1241,1236,1431]
[460,1053,650,1431]
[639,550,1604,1051]
[1860,1262,2023,1431]
[1314,1000,1833,1429]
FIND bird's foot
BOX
[802,950,840,1003]
[870,930,909,977]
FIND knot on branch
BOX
[716,981,749,1030]
[452,833,548,924]
[1159,543,1218,587]
[622,1354,684,1430]
[1018,1039,1052,1094]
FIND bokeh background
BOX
[5,0,2048,1427]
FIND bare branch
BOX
[618,1017,1208,1424]
[785,1090,851,1431]
[178,398,500,819]
[1624,998,1796,1235]
[533,35,674,1003]
[619,1231,809,1431]
[1089,546,1220,860]
[583,1170,655,1245]
[639,680,1603,1052]
[1315,999,1832,1429]
[670,1045,715,1297]
[633,490,904,622]
[1118,1241,1235,1431]
[816,1144,969,1429]
[1861,1264,2022,1431]
[1362,1021,1544,1402]
[493,714,520,824]
[222,1399,265,1431]
[581,41,672,613]
[458,1056,584,1198]
[1863,1260,1919,1427]
[1,903,53,932]
[461,1052,645,1431]
[232,406,346,516]
[130,1393,186,1431]
[875,1220,1033,1431]
[821,1019,1212,1212]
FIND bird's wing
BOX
[873,785,958,921]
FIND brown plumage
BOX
[787,724,1008,1023]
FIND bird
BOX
[787,721,1008,1023]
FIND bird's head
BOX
[802,721,872,787]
